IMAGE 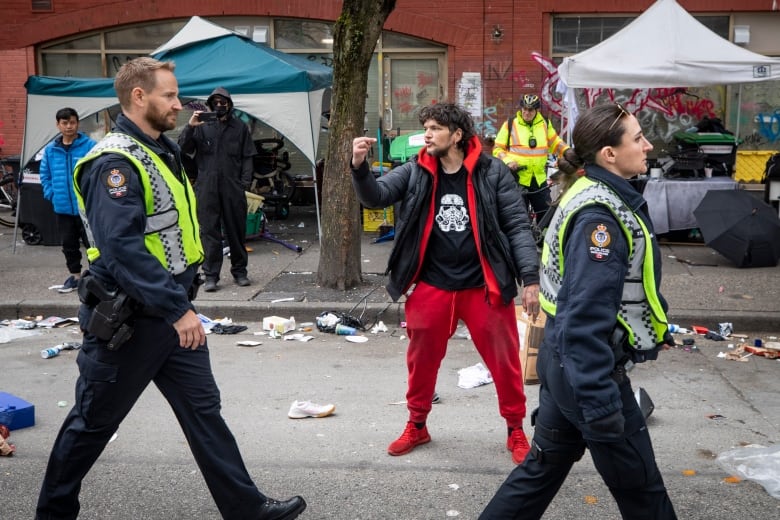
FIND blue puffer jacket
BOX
[39,132,96,215]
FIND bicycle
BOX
[520,183,549,248]
[0,156,19,228]
[250,137,296,219]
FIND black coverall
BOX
[178,113,255,282]
[36,115,268,519]
[481,166,677,520]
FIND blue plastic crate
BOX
[0,392,35,431]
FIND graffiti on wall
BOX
[754,109,780,143]
[475,51,780,149]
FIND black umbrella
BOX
[693,190,780,268]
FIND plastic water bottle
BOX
[668,324,690,334]
[335,324,356,336]
[40,342,81,359]
[41,346,63,359]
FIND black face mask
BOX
[215,106,229,118]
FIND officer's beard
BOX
[146,105,177,133]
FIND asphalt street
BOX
[1,202,780,519]
[2,320,780,519]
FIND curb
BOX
[4,301,778,334]
[2,300,406,331]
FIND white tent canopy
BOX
[555,0,780,141]
[557,0,780,89]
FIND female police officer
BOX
[480,104,677,519]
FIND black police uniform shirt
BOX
[419,164,485,291]
[79,114,196,325]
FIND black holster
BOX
[188,272,204,301]
[80,273,136,351]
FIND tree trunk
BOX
[316,0,396,290]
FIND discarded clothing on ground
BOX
[210,324,248,335]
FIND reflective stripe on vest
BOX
[74,133,203,275]
[539,177,668,351]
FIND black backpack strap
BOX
[506,116,513,147]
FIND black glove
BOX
[582,410,625,442]
[211,324,248,335]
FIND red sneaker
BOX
[388,421,431,456]
[507,427,530,464]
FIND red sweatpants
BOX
[404,281,527,428]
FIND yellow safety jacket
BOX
[74,132,203,275]
[493,112,568,187]
[539,176,668,354]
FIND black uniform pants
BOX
[56,213,88,275]
[36,313,266,519]
[197,183,248,282]
[481,345,677,520]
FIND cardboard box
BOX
[362,207,394,232]
[516,307,547,385]
[0,392,35,431]
[262,315,296,334]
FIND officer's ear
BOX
[596,145,618,167]
[130,86,147,108]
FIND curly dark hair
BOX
[417,103,475,153]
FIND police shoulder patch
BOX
[586,222,611,262]
[105,168,129,198]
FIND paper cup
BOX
[704,167,713,178]
[650,168,662,179]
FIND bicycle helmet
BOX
[521,94,541,110]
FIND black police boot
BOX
[204,278,218,292]
[257,496,306,519]
[234,275,251,287]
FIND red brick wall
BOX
[0,0,774,157]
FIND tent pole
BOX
[734,83,742,145]
[311,162,322,239]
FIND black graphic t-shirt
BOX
[419,165,484,291]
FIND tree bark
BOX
[316,0,396,290]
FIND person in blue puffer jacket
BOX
[39,107,96,292]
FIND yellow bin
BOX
[734,151,777,183]
[362,206,394,232]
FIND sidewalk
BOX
[1,203,778,333]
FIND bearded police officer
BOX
[35,57,305,520]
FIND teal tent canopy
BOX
[23,16,332,168]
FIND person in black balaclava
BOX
[179,87,256,291]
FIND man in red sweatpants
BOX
[351,103,540,464]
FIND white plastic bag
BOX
[716,444,780,499]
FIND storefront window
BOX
[552,15,729,56]
[106,54,149,76]
[43,34,101,51]
[275,20,333,50]
[41,53,101,77]
[105,21,185,49]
